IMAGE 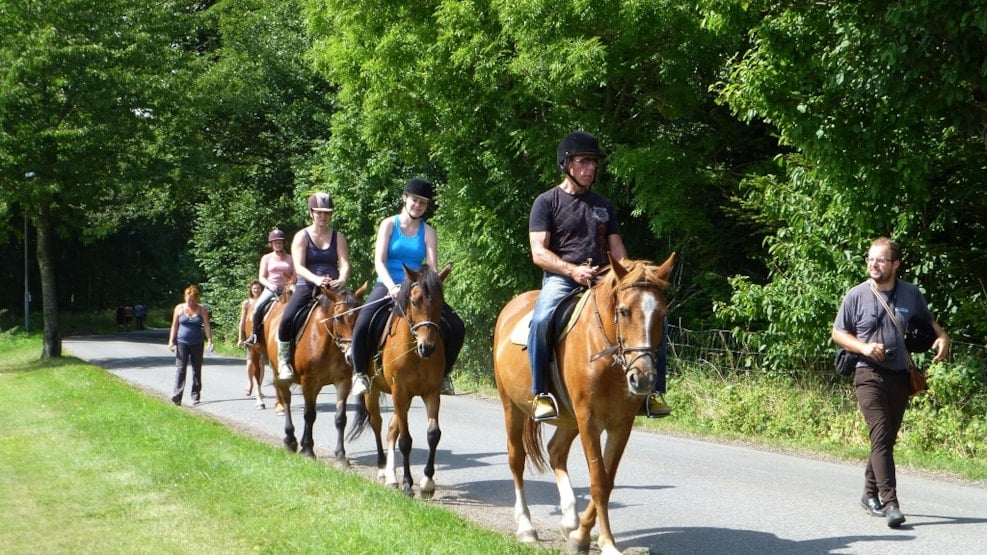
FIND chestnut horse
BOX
[493,254,674,555]
[348,263,451,498]
[256,283,366,461]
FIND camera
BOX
[885,346,897,360]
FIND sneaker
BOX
[440,376,455,395]
[532,393,558,422]
[640,393,671,418]
[242,334,257,346]
[352,374,370,396]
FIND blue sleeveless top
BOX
[177,308,205,345]
[297,229,340,283]
[381,216,426,285]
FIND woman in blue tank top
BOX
[167,284,214,406]
[350,178,465,396]
[274,192,351,383]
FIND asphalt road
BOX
[64,330,987,555]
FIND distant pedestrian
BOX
[167,284,214,406]
[134,302,147,330]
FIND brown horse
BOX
[256,283,366,461]
[348,263,451,498]
[493,253,674,555]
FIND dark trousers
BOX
[173,342,204,402]
[854,365,910,508]
[278,281,316,342]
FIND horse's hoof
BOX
[516,529,538,543]
[565,531,591,554]
[256,402,265,410]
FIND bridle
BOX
[394,281,441,344]
[588,281,666,376]
[317,290,360,354]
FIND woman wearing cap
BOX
[243,229,295,346]
[350,178,465,396]
[275,193,351,383]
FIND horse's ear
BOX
[438,262,453,281]
[609,253,628,280]
[403,263,420,282]
[656,252,676,282]
[355,281,369,299]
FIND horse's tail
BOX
[522,418,548,473]
[346,393,370,441]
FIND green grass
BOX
[0,335,540,555]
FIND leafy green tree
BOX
[304,0,772,376]
[0,1,197,356]
[183,0,337,336]
[701,1,987,367]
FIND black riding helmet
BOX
[557,131,603,173]
[403,177,434,200]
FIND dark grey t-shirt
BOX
[833,279,932,372]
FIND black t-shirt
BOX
[529,186,620,274]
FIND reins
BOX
[588,280,665,375]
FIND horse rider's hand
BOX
[572,264,599,286]
[319,276,332,288]
[388,284,401,298]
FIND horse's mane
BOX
[596,258,669,298]
[395,264,443,313]
[316,286,359,311]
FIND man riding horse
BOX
[527,130,671,421]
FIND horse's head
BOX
[395,263,451,359]
[596,252,675,396]
[317,282,368,359]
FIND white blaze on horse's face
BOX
[640,291,660,351]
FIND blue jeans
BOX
[527,274,582,394]
[527,273,668,395]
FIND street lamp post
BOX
[24,171,34,333]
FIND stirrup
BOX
[532,393,559,422]
[242,334,257,346]
[642,393,671,418]
[277,364,295,384]
[352,373,370,396]
[440,376,455,396]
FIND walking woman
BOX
[167,284,214,406]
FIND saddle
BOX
[507,287,591,418]
[507,287,590,347]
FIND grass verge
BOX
[0,335,539,554]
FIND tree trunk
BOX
[36,202,61,358]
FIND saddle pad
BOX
[506,290,591,346]
[509,312,533,346]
